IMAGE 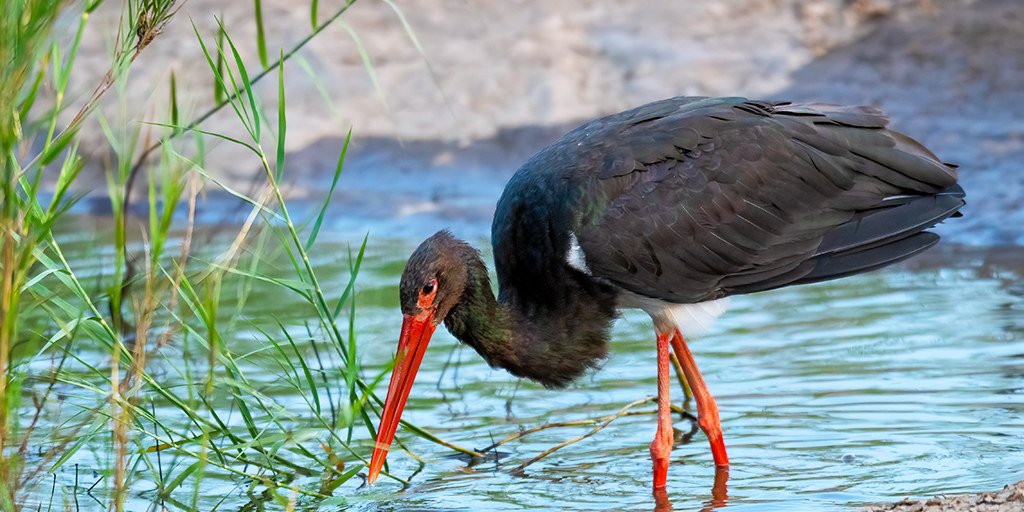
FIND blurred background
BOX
[69,0,1021,243]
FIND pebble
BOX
[860,481,1024,512]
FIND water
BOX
[337,245,1024,511]
[38,213,1024,511]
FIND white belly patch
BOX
[660,298,730,338]
[623,293,731,339]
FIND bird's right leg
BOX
[669,329,729,467]
[651,330,674,489]
[669,351,693,408]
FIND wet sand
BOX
[263,0,1024,246]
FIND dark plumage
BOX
[399,230,614,388]
[368,96,964,488]
[500,97,961,304]
[487,96,962,381]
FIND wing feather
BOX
[571,97,963,303]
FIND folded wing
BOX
[574,97,963,303]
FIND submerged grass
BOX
[0,0,468,509]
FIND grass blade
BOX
[305,128,351,251]
[214,24,226,103]
[253,0,269,68]
[276,49,286,181]
[219,20,261,140]
[169,70,179,128]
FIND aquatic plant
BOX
[0,0,471,509]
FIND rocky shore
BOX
[861,481,1024,512]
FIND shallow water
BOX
[37,212,1024,511]
[339,242,1024,511]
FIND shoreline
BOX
[861,481,1024,511]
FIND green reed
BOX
[0,0,469,509]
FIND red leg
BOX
[669,329,729,467]
[651,331,674,489]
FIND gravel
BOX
[861,481,1024,512]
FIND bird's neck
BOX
[443,246,617,388]
[442,258,515,374]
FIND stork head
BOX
[367,231,472,483]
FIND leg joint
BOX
[650,435,673,459]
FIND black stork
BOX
[365,96,965,490]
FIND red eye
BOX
[417,278,437,310]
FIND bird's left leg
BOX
[669,329,729,467]
[651,330,674,489]
[669,351,693,409]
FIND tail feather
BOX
[793,232,940,286]
[815,184,965,256]
[727,184,964,295]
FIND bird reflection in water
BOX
[653,466,729,511]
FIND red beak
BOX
[366,312,437,484]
